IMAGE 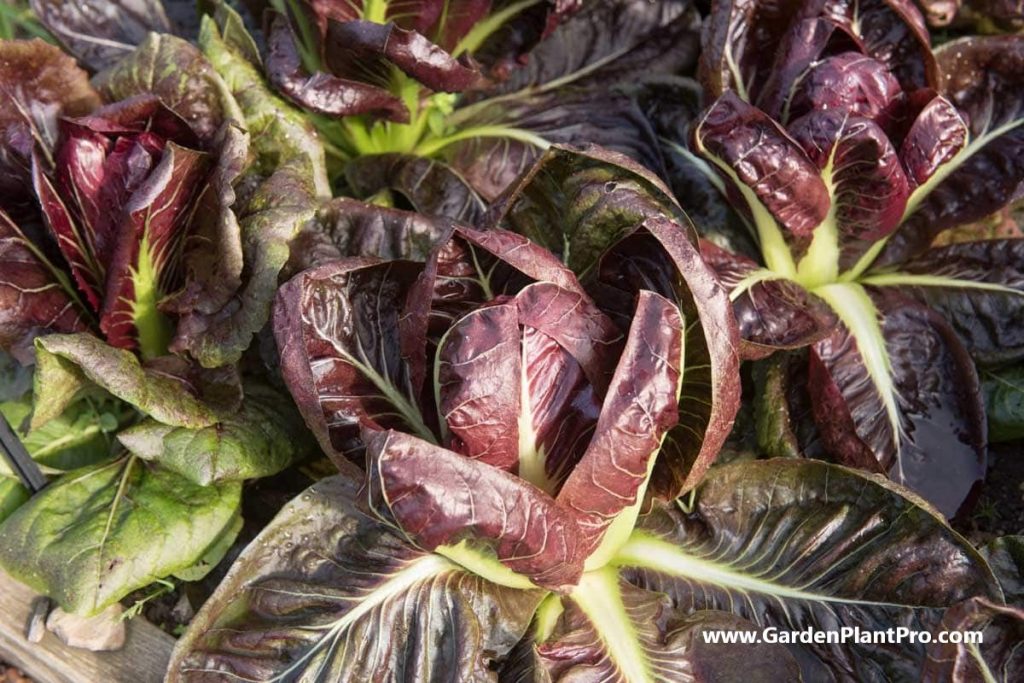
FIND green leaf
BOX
[0,477,28,524]
[167,474,544,681]
[0,457,241,615]
[92,32,233,145]
[172,510,242,582]
[0,396,121,474]
[610,459,1001,680]
[31,333,218,431]
[169,12,330,368]
[117,384,303,485]
[982,365,1024,443]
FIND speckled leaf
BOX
[117,384,302,486]
[32,333,217,431]
[0,457,240,615]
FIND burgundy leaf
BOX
[324,19,478,94]
[274,257,428,473]
[921,598,1024,682]
[787,53,906,132]
[558,291,683,556]
[701,240,837,359]
[899,95,968,188]
[99,142,208,350]
[788,110,910,254]
[0,209,89,364]
[436,300,522,470]
[809,288,986,517]
[365,428,584,590]
[695,91,831,240]
[894,240,1024,366]
[265,13,409,122]
[0,40,99,212]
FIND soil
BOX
[0,662,31,683]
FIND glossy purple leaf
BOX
[99,142,209,350]
[324,19,478,93]
[883,37,1024,265]
[701,240,838,358]
[921,598,1024,682]
[695,92,831,241]
[788,110,910,258]
[808,288,986,518]
[557,291,683,556]
[899,95,969,188]
[265,13,409,121]
[893,240,1024,366]
[365,429,584,590]
[274,257,428,473]
[786,53,906,132]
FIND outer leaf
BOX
[323,19,477,93]
[883,239,1024,367]
[117,384,302,486]
[983,536,1024,604]
[883,37,1024,266]
[29,0,172,71]
[288,197,452,274]
[171,14,329,367]
[0,457,240,615]
[808,286,986,517]
[0,478,29,525]
[520,580,801,682]
[489,144,687,275]
[0,396,120,474]
[0,39,99,209]
[92,33,231,145]
[32,333,217,431]
[366,429,584,590]
[615,459,1002,682]
[557,291,684,559]
[0,209,89,364]
[167,474,544,682]
[274,258,429,471]
[445,0,699,200]
[344,153,486,222]
[922,598,1024,683]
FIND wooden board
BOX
[0,570,175,683]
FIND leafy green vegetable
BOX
[0,456,241,615]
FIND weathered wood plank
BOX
[0,570,174,683]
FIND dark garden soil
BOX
[958,441,1024,546]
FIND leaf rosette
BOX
[682,0,1024,518]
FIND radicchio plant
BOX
[167,148,1019,682]
[681,0,1024,518]
[260,0,702,205]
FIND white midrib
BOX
[693,123,797,278]
[613,533,909,608]
[811,283,904,482]
[571,567,653,683]
[215,554,455,683]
